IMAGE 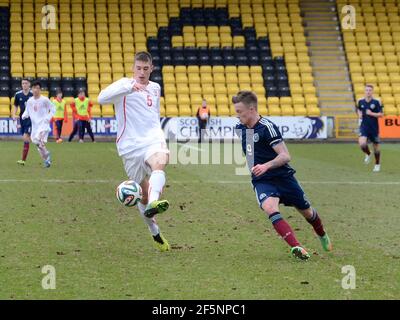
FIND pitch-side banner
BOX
[0,118,119,136]
[379,116,400,138]
[0,117,327,139]
[161,117,328,140]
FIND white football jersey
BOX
[22,95,55,139]
[98,78,165,156]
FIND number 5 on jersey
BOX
[147,95,152,107]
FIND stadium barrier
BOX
[335,115,400,139]
[0,116,328,140]
[335,115,359,139]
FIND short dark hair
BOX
[56,88,63,95]
[31,81,41,88]
[232,90,258,109]
[21,78,30,83]
[78,89,86,94]
[134,51,152,64]
[366,84,374,89]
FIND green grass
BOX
[0,141,399,299]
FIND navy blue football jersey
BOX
[235,117,296,181]
[14,90,33,119]
[357,98,383,133]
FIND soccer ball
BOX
[116,180,142,207]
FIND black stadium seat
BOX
[150,7,290,98]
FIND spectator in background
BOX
[68,89,95,143]
[68,97,79,142]
[51,89,68,143]
[196,98,210,143]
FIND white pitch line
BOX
[0,179,400,186]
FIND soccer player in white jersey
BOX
[98,52,171,252]
[21,81,55,168]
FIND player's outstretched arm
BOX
[98,78,135,105]
[21,101,30,120]
[12,95,18,120]
[251,142,291,177]
[46,98,56,122]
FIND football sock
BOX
[36,144,49,161]
[374,151,380,165]
[269,212,300,247]
[148,170,166,204]
[152,233,164,244]
[22,141,29,161]
[361,144,371,155]
[138,202,160,236]
[306,209,326,237]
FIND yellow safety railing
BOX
[335,115,359,139]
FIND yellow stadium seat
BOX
[268,107,281,116]
[214,84,227,95]
[307,107,321,117]
[294,107,307,116]
[176,73,188,84]
[176,84,189,95]
[189,85,202,95]
[188,73,200,84]
[166,105,179,117]
[91,105,102,117]
[213,73,225,84]
[101,105,115,117]
[179,105,192,116]
[281,106,294,116]
[218,107,231,116]
[164,84,176,95]
[384,105,398,115]
[233,36,245,48]
[202,86,215,96]
[165,95,178,105]
[0,105,10,117]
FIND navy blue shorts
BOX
[359,127,380,144]
[252,175,311,210]
[20,118,31,135]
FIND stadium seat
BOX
[338,0,400,115]
[3,0,326,118]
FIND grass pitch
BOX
[0,140,399,299]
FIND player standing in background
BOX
[21,81,55,168]
[69,89,95,143]
[98,51,171,252]
[357,84,384,172]
[12,78,33,165]
[233,91,332,260]
[51,88,68,143]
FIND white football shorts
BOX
[31,130,49,145]
[121,141,169,183]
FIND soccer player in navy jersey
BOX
[12,79,33,165]
[233,91,332,260]
[357,84,384,172]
